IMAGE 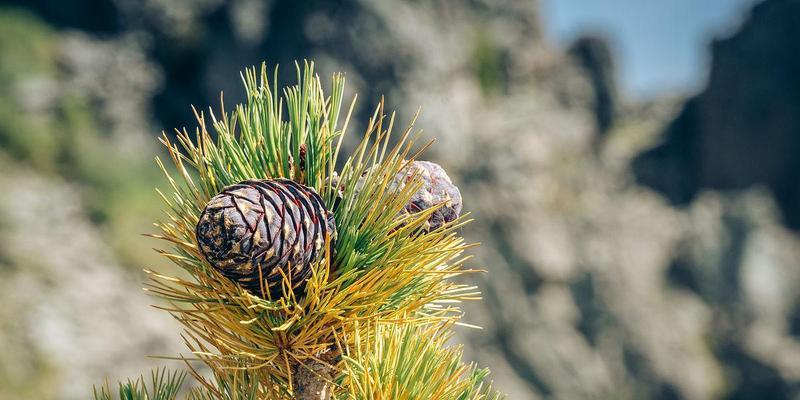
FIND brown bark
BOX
[292,350,337,400]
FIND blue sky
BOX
[540,0,758,100]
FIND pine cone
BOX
[196,179,336,299]
[357,160,462,232]
[394,161,462,231]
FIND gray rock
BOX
[633,0,800,230]
[0,161,183,400]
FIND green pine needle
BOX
[93,368,186,400]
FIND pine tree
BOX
[93,61,502,400]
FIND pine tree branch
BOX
[89,61,500,399]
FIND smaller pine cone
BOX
[195,179,336,299]
[395,161,462,231]
[356,160,462,232]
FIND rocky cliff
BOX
[633,0,800,231]
[1,0,799,399]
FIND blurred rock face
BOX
[0,10,180,399]
[0,161,182,399]
[633,0,800,230]
[569,36,617,136]
[2,0,800,399]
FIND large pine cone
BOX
[196,179,336,299]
